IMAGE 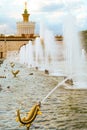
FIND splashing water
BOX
[63,13,87,88]
[34,37,44,67]
[41,77,70,103]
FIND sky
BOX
[0,0,87,35]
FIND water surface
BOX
[0,64,87,130]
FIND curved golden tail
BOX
[16,103,42,129]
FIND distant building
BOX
[55,35,63,41]
[0,2,36,59]
[16,2,35,37]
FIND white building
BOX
[16,2,35,36]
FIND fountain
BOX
[63,13,87,89]
[19,24,64,75]
[39,23,65,75]
[34,37,44,68]
[25,41,34,67]
[0,20,87,130]
[19,41,35,67]
[19,45,26,64]
[44,28,58,72]
[81,49,86,62]
[36,14,87,104]
[18,13,87,89]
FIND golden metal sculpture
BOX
[16,102,42,130]
[0,76,6,78]
[10,62,15,68]
[65,78,74,85]
[11,70,20,77]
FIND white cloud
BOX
[0,24,13,34]
[77,13,87,20]
[28,0,44,12]
[0,0,87,34]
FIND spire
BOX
[25,2,27,9]
[22,2,30,22]
[24,2,28,14]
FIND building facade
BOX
[0,2,36,59]
[16,2,35,36]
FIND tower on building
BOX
[16,2,35,37]
[22,2,30,22]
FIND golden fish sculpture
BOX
[16,102,42,130]
[11,70,20,77]
[10,62,15,68]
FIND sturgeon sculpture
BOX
[16,102,42,130]
[11,70,20,77]
[10,62,15,68]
